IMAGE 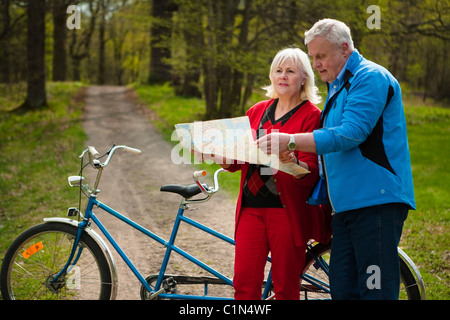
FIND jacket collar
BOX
[345,49,364,76]
[321,50,363,123]
[326,49,361,93]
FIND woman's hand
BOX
[279,150,310,180]
[279,150,297,164]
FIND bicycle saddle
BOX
[160,184,202,198]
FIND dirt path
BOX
[82,85,236,299]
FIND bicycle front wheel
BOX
[1,222,112,300]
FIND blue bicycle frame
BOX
[65,193,274,300]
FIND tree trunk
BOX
[52,0,67,81]
[23,0,47,109]
[68,0,99,83]
[0,0,11,83]
[176,1,202,98]
[202,0,217,118]
[0,38,10,83]
[148,0,175,84]
[72,57,81,82]
[216,0,238,118]
[230,0,252,115]
[98,0,106,85]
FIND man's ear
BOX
[341,42,350,58]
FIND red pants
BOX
[233,207,305,300]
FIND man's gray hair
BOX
[305,19,354,50]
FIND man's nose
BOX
[313,59,321,69]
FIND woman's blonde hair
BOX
[262,46,321,105]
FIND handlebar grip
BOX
[88,146,100,159]
[193,170,207,178]
[124,146,142,155]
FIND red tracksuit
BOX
[227,99,331,300]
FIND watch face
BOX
[288,142,296,151]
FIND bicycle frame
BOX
[62,192,275,300]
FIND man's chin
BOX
[319,73,328,82]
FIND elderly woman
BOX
[217,47,332,300]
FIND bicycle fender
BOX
[43,217,118,300]
[398,247,426,300]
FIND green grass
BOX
[133,83,206,139]
[0,82,87,259]
[133,84,450,299]
[399,96,450,299]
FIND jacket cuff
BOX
[313,128,335,155]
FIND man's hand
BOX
[257,132,317,154]
[257,133,291,155]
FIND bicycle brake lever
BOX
[106,144,116,155]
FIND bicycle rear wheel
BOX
[302,242,424,300]
[398,250,424,300]
[1,222,112,300]
[301,242,331,300]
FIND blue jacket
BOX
[313,50,415,213]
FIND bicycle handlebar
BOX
[193,170,207,179]
[192,168,225,196]
[81,145,142,168]
[79,145,224,201]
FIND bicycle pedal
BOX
[163,277,177,293]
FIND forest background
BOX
[0,0,449,299]
[1,0,448,114]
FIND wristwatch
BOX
[287,134,296,151]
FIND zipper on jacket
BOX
[319,71,353,214]
[321,112,336,214]
[321,154,335,214]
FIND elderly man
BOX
[257,19,415,299]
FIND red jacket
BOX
[227,99,332,246]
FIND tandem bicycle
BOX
[0,145,426,300]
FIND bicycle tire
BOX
[301,242,331,300]
[399,257,422,300]
[302,241,423,300]
[0,222,112,300]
